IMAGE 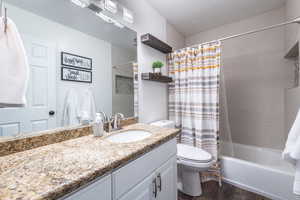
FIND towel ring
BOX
[4,7,7,33]
[0,0,7,34]
[0,0,2,17]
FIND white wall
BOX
[111,45,137,117]
[285,0,300,51]
[120,0,185,123]
[7,4,112,126]
[284,0,300,141]
[166,23,185,51]
[186,7,294,149]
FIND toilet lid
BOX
[177,144,213,163]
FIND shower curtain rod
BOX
[184,17,300,49]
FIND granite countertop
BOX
[0,123,179,200]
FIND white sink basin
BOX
[106,130,152,143]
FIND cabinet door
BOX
[112,139,176,199]
[63,175,111,200]
[156,156,177,200]
[119,173,156,200]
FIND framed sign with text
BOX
[61,67,92,83]
[61,52,92,70]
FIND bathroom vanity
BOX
[0,124,179,200]
[64,139,177,200]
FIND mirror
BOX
[0,0,138,138]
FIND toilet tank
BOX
[150,120,175,129]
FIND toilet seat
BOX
[177,157,214,168]
[177,144,214,168]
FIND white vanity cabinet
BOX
[113,139,177,200]
[116,156,177,200]
[62,138,177,200]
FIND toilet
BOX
[150,120,214,197]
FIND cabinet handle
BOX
[157,174,162,192]
[152,178,157,198]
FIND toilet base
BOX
[178,166,202,197]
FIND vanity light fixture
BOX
[123,7,133,24]
[104,0,118,14]
[70,0,89,8]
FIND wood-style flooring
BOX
[178,182,271,200]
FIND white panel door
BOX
[0,36,56,136]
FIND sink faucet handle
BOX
[113,113,125,130]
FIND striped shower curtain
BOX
[168,41,221,182]
[133,62,139,117]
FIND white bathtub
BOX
[220,142,296,200]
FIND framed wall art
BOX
[61,52,92,70]
[61,67,92,83]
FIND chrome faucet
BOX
[112,113,125,131]
[98,111,108,123]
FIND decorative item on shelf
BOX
[152,61,164,74]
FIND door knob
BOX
[49,110,55,116]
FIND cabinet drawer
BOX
[112,138,176,199]
[63,175,111,200]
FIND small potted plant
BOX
[152,61,164,74]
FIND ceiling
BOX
[147,0,287,36]
[6,0,137,50]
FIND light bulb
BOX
[70,0,89,8]
[104,0,118,14]
[123,7,133,24]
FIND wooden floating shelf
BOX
[141,73,173,83]
[141,33,173,54]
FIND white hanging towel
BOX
[283,108,300,195]
[78,88,96,122]
[0,17,29,107]
[62,89,80,126]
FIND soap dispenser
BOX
[93,113,104,137]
